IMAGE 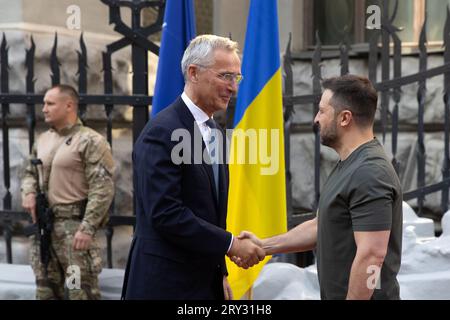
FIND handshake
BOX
[227,231,266,269]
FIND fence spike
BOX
[283,32,294,122]
[25,36,36,90]
[339,35,350,76]
[50,32,60,85]
[312,30,322,210]
[389,0,399,24]
[1,33,9,93]
[416,13,428,216]
[25,35,36,153]
[77,33,88,121]
[442,7,450,211]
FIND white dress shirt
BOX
[181,92,213,152]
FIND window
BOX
[426,0,450,43]
[314,0,358,45]
[309,0,450,48]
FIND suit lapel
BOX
[174,99,219,207]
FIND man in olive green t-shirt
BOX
[234,74,403,300]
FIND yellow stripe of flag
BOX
[227,67,287,299]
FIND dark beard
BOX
[320,123,338,148]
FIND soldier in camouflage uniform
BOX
[21,84,115,300]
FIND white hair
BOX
[181,34,239,81]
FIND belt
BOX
[51,199,87,220]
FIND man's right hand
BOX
[238,231,263,247]
[227,237,265,269]
[22,193,37,223]
[230,231,266,268]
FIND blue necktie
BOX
[205,118,219,200]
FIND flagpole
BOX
[242,286,253,300]
[248,286,253,300]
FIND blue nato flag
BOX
[151,0,196,117]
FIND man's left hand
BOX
[223,276,233,300]
[73,230,93,250]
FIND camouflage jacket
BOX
[21,118,115,236]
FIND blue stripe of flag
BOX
[233,0,281,127]
[151,0,196,117]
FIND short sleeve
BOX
[348,164,396,232]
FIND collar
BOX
[181,92,211,125]
[339,137,378,164]
[50,118,82,136]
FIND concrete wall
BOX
[0,0,128,37]
[195,0,214,35]
[212,0,305,54]
[0,0,23,23]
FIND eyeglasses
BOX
[209,69,244,85]
[196,65,243,85]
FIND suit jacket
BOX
[122,97,232,300]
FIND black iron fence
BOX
[282,0,450,229]
[1,0,450,268]
[0,0,165,267]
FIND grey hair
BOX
[181,34,239,81]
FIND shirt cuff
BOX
[78,221,96,236]
[226,234,234,254]
[21,187,36,199]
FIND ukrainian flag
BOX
[226,0,287,299]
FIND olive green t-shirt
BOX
[317,138,403,300]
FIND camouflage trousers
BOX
[29,218,103,300]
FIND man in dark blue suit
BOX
[122,35,265,300]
